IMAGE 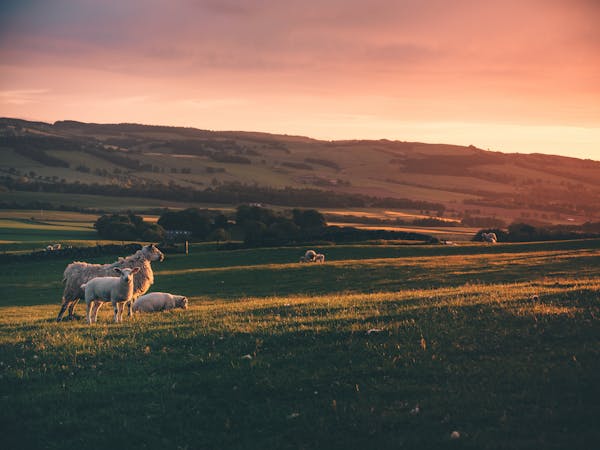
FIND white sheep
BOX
[82,267,140,324]
[314,253,325,263]
[304,249,317,262]
[482,232,498,243]
[132,292,189,313]
[56,244,165,321]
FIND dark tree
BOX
[292,209,326,230]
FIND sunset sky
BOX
[1,0,599,160]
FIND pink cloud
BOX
[0,0,599,157]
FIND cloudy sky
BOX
[1,0,599,159]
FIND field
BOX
[1,235,599,449]
[4,118,600,224]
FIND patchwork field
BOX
[4,118,600,224]
[1,239,599,449]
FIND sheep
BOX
[299,256,309,263]
[132,292,188,313]
[314,253,325,263]
[56,244,165,322]
[82,267,140,324]
[304,249,317,262]
[482,232,498,243]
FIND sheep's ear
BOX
[114,267,122,274]
[131,267,141,273]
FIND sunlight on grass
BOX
[1,241,599,449]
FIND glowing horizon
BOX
[1,0,599,160]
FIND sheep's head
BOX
[114,267,140,283]
[176,296,189,309]
[142,244,165,262]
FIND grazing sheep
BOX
[304,249,317,262]
[314,253,325,263]
[132,292,188,313]
[82,267,140,324]
[56,244,165,322]
[482,232,498,243]
[299,256,308,263]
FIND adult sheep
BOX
[314,253,325,263]
[132,292,188,313]
[56,244,165,322]
[82,267,140,324]
[304,250,317,262]
[482,232,498,243]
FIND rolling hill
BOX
[2,117,600,224]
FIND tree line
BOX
[0,176,445,211]
[476,222,600,242]
[94,205,435,246]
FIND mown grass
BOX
[1,241,599,449]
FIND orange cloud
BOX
[1,0,599,159]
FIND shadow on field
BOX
[1,284,599,450]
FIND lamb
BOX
[56,244,165,322]
[314,253,325,263]
[82,267,140,324]
[482,232,498,243]
[132,292,188,313]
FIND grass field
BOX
[1,238,599,449]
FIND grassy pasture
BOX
[1,240,599,449]
[0,190,218,212]
[0,210,98,246]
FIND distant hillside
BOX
[2,117,600,224]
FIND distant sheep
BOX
[314,253,325,263]
[482,232,498,243]
[299,256,309,263]
[82,267,140,324]
[304,250,317,262]
[132,292,188,313]
[56,244,165,321]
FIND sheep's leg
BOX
[67,299,80,320]
[56,300,71,322]
[91,301,102,323]
[126,300,133,317]
[112,301,119,323]
[113,301,126,323]
[117,302,125,322]
[86,301,93,324]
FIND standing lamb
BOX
[132,292,188,313]
[56,244,165,322]
[314,253,325,263]
[82,267,140,324]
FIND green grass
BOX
[0,190,229,212]
[1,240,599,449]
